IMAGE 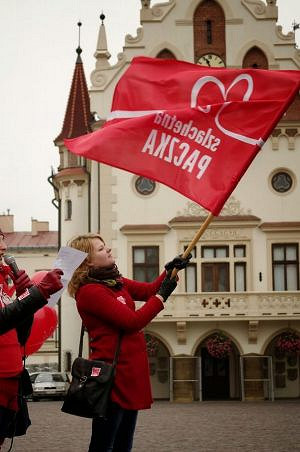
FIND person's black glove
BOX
[164,253,192,272]
[157,272,177,302]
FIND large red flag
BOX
[65,56,300,215]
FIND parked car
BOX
[29,372,70,401]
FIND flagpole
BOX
[171,212,214,278]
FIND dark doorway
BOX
[201,348,230,400]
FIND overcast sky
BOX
[0,0,299,231]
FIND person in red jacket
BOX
[0,229,64,450]
[68,233,190,452]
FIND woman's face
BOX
[88,238,115,269]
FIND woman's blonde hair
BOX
[67,233,105,298]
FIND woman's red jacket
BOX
[75,273,165,410]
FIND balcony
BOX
[155,291,300,321]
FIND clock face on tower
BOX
[198,54,225,67]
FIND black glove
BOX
[164,253,192,272]
[157,273,177,302]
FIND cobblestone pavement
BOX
[4,400,300,452]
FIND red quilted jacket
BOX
[75,273,165,410]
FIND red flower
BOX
[205,333,232,359]
[276,332,300,354]
[145,334,159,357]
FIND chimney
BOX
[31,219,49,236]
[0,212,14,233]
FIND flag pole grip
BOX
[171,212,214,278]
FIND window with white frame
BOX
[272,243,299,291]
[201,245,229,292]
[184,246,197,292]
[184,243,248,292]
[234,245,247,291]
[132,246,159,282]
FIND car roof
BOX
[30,371,67,375]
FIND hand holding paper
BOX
[47,246,87,306]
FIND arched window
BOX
[242,46,268,69]
[156,49,176,60]
[194,0,226,64]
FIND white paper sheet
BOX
[47,246,87,306]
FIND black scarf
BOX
[87,264,123,289]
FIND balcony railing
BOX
[154,291,300,320]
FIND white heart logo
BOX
[190,74,264,147]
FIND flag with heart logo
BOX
[64,56,300,215]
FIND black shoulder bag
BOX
[61,324,122,419]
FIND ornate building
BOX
[53,0,300,401]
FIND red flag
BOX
[65,56,300,215]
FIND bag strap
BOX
[111,331,123,368]
[78,322,122,368]
[78,322,85,357]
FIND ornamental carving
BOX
[116,52,126,66]
[202,229,248,240]
[272,128,281,137]
[176,321,187,345]
[242,0,267,16]
[90,71,107,88]
[141,0,175,21]
[286,129,298,137]
[178,196,252,217]
[248,320,259,344]
[153,0,175,18]
[275,25,294,41]
[125,27,144,45]
[258,295,298,311]
[74,179,85,197]
[271,128,300,151]
[177,201,208,217]
[90,54,126,90]
[152,5,164,17]
[221,197,252,216]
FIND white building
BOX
[53,0,300,401]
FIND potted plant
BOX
[205,333,232,359]
[275,331,300,355]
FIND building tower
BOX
[52,23,94,369]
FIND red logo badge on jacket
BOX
[116,296,126,304]
[91,367,101,377]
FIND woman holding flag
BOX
[68,233,190,452]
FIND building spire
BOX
[54,22,93,144]
[94,12,111,68]
[76,21,83,63]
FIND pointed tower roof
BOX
[94,13,111,68]
[55,26,93,143]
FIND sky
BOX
[0,0,299,231]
